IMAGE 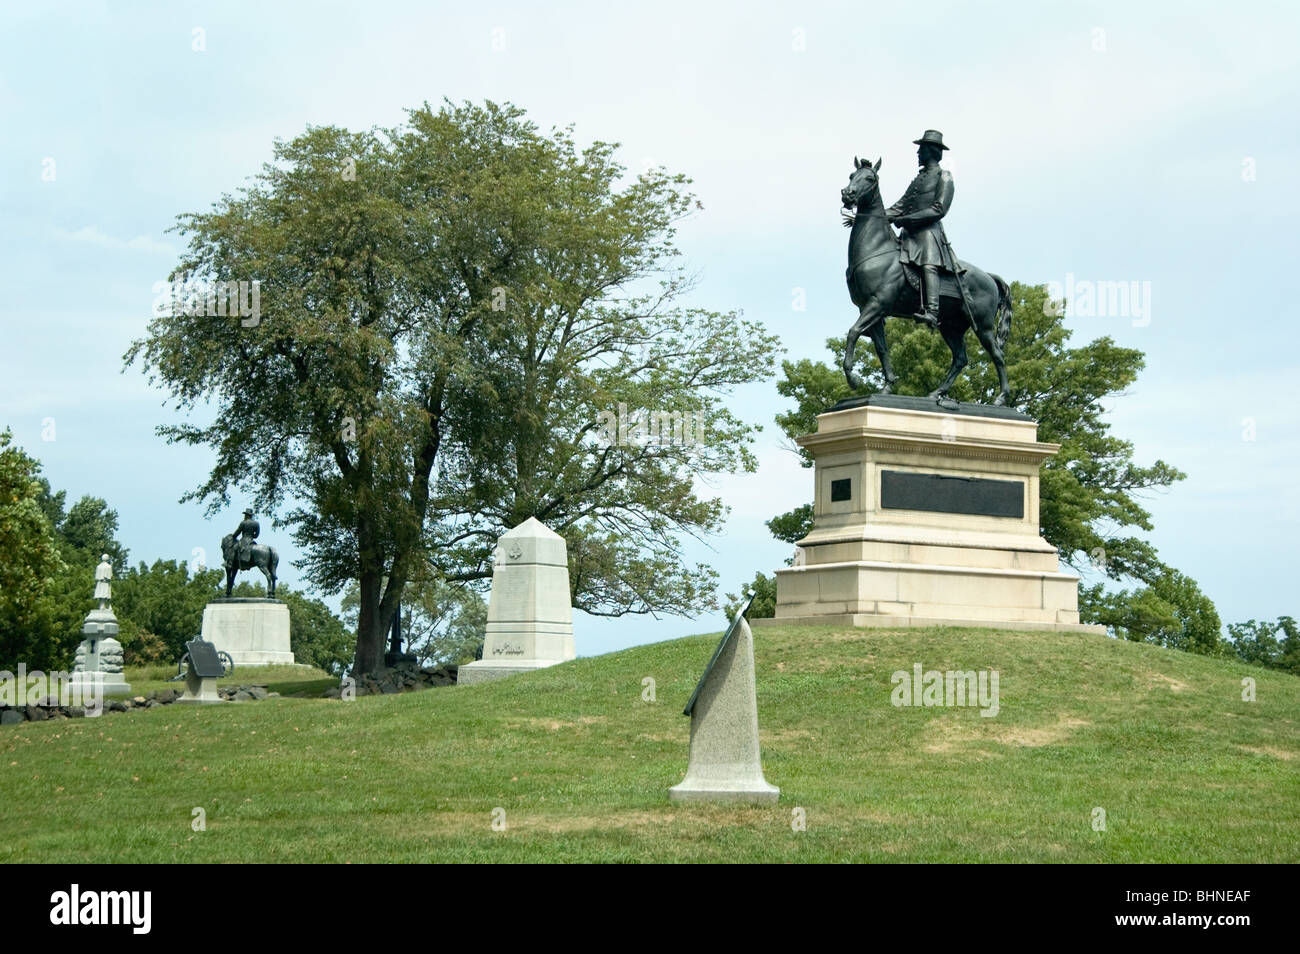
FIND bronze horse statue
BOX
[840,157,1012,405]
[221,534,279,597]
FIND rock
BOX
[247,686,269,700]
[1,709,26,725]
[65,706,86,718]
[233,690,253,702]
[132,696,146,705]
[157,689,178,704]
[26,706,49,723]
[323,687,341,699]
[146,690,159,701]
[144,701,161,709]
[107,700,128,713]
[266,691,280,698]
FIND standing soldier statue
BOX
[93,553,114,609]
[885,129,961,331]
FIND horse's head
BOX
[841,156,882,209]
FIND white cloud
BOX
[54,225,174,256]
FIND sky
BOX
[2,1,1297,657]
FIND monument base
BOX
[176,672,224,705]
[668,779,781,804]
[68,673,132,697]
[775,395,1101,634]
[755,614,1102,634]
[457,659,566,685]
[200,598,294,667]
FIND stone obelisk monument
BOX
[458,517,576,685]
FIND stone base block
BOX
[456,659,568,685]
[68,673,132,697]
[668,779,780,804]
[754,614,1104,634]
[773,560,1102,633]
[201,599,294,667]
[176,674,224,705]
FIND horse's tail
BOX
[991,274,1013,353]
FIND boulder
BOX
[1,709,26,725]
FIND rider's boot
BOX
[913,265,942,330]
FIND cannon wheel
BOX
[177,652,191,678]
[218,651,234,677]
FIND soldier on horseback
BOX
[886,130,960,331]
[222,508,279,597]
[232,508,260,565]
[838,134,1012,404]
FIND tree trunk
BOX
[354,567,386,675]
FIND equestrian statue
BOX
[221,508,279,597]
[840,130,1012,405]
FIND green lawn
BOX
[2,624,1296,862]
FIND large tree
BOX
[766,282,1218,649]
[127,100,778,674]
[0,430,67,668]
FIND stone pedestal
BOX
[766,395,1103,633]
[176,669,224,705]
[670,616,779,804]
[68,668,132,699]
[200,599,294,666]
[71,606,131,697]
[458,518,576,685]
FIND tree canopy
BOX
[126,100,779,673]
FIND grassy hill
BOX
[1,624,1296,863]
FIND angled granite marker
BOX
[669,591,780,804]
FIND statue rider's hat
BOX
[912,130,950,151]
[243,508,254,517]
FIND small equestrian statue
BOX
[840,130,1013,405]
[221,508,279,597]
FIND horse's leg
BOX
[930,318,969,398]
[259,561,274,597]
[867,320,897,393]
[844,299,888,393]
[972,320,1010,405]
